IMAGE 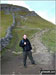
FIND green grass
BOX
[6,28,39,52]
[15,12,56,53]
[0,11,13,38]
[16,11,30,16]
[20,16,55,29]
[1,8,56,55]
[42,29,56,52]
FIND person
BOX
[19,34,35,68]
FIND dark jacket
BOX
[19,38,32,52]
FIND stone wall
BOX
[0,13,15,51]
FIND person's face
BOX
[23,35,27,39]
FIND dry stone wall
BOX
[0,13,15,51]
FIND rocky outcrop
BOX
[0,4,29,12]
[26,11,38,16]
[0,13,15,51]
[0,4,38,16]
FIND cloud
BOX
[37,11,55,24]
[1,1,32,11]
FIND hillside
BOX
[0,4,56,53]
[1,4,56,74]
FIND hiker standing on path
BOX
[19,34,35,68]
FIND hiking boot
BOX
[32,62,36,65]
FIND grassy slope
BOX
[1,9,56,55]
[20,15,55,29]
[0,11,13,38]
[6,27,39,52]
[42,29,56,52]
[17,11,56,52]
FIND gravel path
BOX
[31,29,55,70]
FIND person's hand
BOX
[24,42,26,45]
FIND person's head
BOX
[23,34,27,40]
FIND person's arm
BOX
[19,40,25,47]
[28,39,32,50]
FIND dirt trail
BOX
[31,29,55,70]
[1,29,55,75]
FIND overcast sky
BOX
[1,0,56,24]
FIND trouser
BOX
[23,51,35,66]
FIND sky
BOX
[1,0,56,24]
